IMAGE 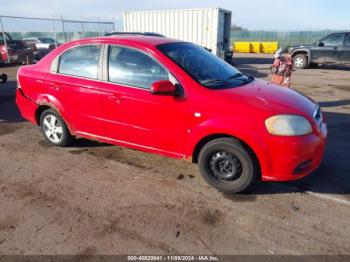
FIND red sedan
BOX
[15,35,327,193]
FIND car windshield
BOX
[38,37,55,43]
[157,42,254,89]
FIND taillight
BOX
[1,46,8,52]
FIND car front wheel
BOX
[293,54,308,69]
[40,109,73,147]
[198,138,257,193]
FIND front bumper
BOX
[261,123,327,181]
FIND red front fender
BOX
[185,117,273,179]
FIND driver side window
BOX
[321,34,344,46]
[345,34,350,47]
[108,46,170,89]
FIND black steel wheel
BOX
[209,151,242,181]
[198,137,257,193]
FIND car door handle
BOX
[108,94,124,104]
[47,83,61,91]
[51,84,61,91]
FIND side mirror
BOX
[150,80,176,95]
[317,41,324,47]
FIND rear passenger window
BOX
[59,45,101,79]
[108,46,169,89]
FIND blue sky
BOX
[1,0,349,31]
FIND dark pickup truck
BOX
[0,32,34,65]
[289,32,350,69]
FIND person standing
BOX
[281,54,293,87]
[271,49,293,87]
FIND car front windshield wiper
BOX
[200,79,231,86]
[200,75,255,88]
[246,75,255,80]
[228,73,255,83]
[227,72,245,80]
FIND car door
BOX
[337,33,350,64]
[311,33,344,63]
[46,44,105,136]
[99,45,192,156]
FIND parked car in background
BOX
[22,37,59,50]
[22,37,57,62]
[289,32,350,69]
[0,32,34,65]
[16,36,327,193]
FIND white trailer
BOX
[123,7,232,57]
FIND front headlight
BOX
[265,115,312,136]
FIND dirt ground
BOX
[0,53,350,255]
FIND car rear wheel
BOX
[198,137,257,193]
[293,54,308,69]
[40,109,73,147]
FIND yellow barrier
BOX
[261,42,279,54]
[234,42,251,53]
[251,42,261,53]
[233,42,279,54]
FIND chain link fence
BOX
[231,30,349,48]
[0,15,115,43]
[1,15,346,55]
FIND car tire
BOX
[40,109,73,147]
[198,137,257,193]
[293,54,308,69]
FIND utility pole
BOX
[112,17,116,31]
[51,17,58,48]
[81,17,85,38]
[61,16,66,42]
[97,17,100,36]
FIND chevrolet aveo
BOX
[16,36,327,193]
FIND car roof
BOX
[68,35,182,48]
[105,31,165,37]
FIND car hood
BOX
[6,40,26,50]
[214,80,316,118]
[289,43,315,50]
